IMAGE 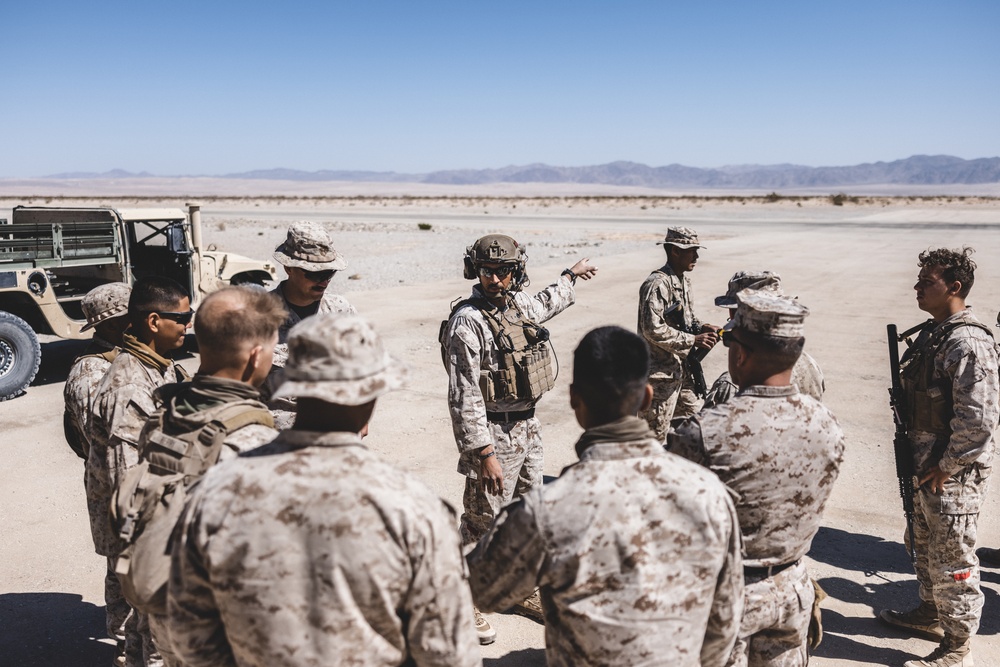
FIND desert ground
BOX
[2,193,1000,666]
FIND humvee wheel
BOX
[0,312,41,401]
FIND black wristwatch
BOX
[561,268,577,284]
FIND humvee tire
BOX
[0,311,42,401]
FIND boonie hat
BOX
[729,289,808,338]
[273,314,408,406]
[80,282,132,332]
[273,222,348,272]
[715,270,783,308]
[656,227,705,249]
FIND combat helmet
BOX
[464,234,528,289]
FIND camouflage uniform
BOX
[170,315,479,667]
[468,416,744,667]
[89,335,187,667]
[638,262,703,438]
[64,335,117,461]
[704,353,825,409]
[904,310,999,642]
[140,376,279,667]
[263,222,357,426]
[668,292,845,667]
[443,278,575,545]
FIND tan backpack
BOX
[110,402,273,615]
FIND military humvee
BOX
[0,203,276,400]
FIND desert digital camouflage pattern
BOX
[443,278,574,545]
[704,352,825,410]
[271,221,349,272]
[87,346,186,557]
[270,289,357,366]
[468,418,743,667]
[638,262,701,434]
[64,336,117,461]
[668,385,845,666]
[169,430,481,667]
[79,281,131,331]
[906,309,999,641]
[139,379,279,667]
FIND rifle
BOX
[887,323,923,565]
[665,301,711,398]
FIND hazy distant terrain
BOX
[38,155,1000,189]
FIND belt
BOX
[743,559,800,583]
[486,409,535,423]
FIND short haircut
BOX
[194,287,287,361]
[918,247,976,298]
[128,276,190,326]
[573,326,650,422]
[736,327,805,376]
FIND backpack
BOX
[110,401,274,615]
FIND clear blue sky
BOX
[2,1,997,176]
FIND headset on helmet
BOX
[463,234,529,290]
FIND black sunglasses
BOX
[144,310,195,325]
[478,265,515,279]
[721,331,752,352]
[303,269,336,282]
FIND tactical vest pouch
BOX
[479,370,498,402]
[909,385,953,436]
[111,403,273,615]
[520,344,555,400]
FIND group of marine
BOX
[61,221,999,667]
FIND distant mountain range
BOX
[43,155,1000,188]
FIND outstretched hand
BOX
[569,258,598,281]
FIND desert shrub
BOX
[418,222,433,231]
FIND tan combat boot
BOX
[879,601,945,641]
[512,589,544,624]
[903,636,973,667]
[474,607,496,645]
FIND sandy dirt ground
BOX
[2,195,1000,666]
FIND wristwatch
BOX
[561,268,577,284]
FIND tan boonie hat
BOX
[80,282,132,332]
[729,289,808,338]
[656,226,705,249]
[272,314,408,406]
[273,222,348,272]
[715,270,783,307]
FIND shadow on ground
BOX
[484,648,546,666]
[0,592,113,667]
[32,339,90,387]
[809,526,913,577]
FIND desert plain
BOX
[2,191,1000,666]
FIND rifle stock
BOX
[887,324,917,564]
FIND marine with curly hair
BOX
[880,247,1000,667]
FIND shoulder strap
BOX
[190,404,274,475]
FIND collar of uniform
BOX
[578,439,667,462]
[739,384,798,398]
[272,429,366,450]
[935,307,976,328]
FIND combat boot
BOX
[879,601,945,641]
[976,546,1000,568]
[903,636,973,667]
[512,589,545,624]
[474,608,496,645]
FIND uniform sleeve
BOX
[168,485,238,667]
[445,313,492,455]
[405,502,482,667]
[938,335,1000,475]
[639,276,696,354]
[519,275,576,323]
[701,489,744,667]
[466,493,546,612]
[665,416,711,468]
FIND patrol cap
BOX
[273,222,348,272]
[272,314,408,406]
[468,234,525,265]
[729,289,808,338]
[656,227,705,250]
[80,282,132,332]
[715,270,783,308]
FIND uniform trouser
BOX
[105,557,133,664]
[148,613,181,667]
[728,560,813,667]
[460,417,542,546]
[643,377,702,443]
[912,465,989,641]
